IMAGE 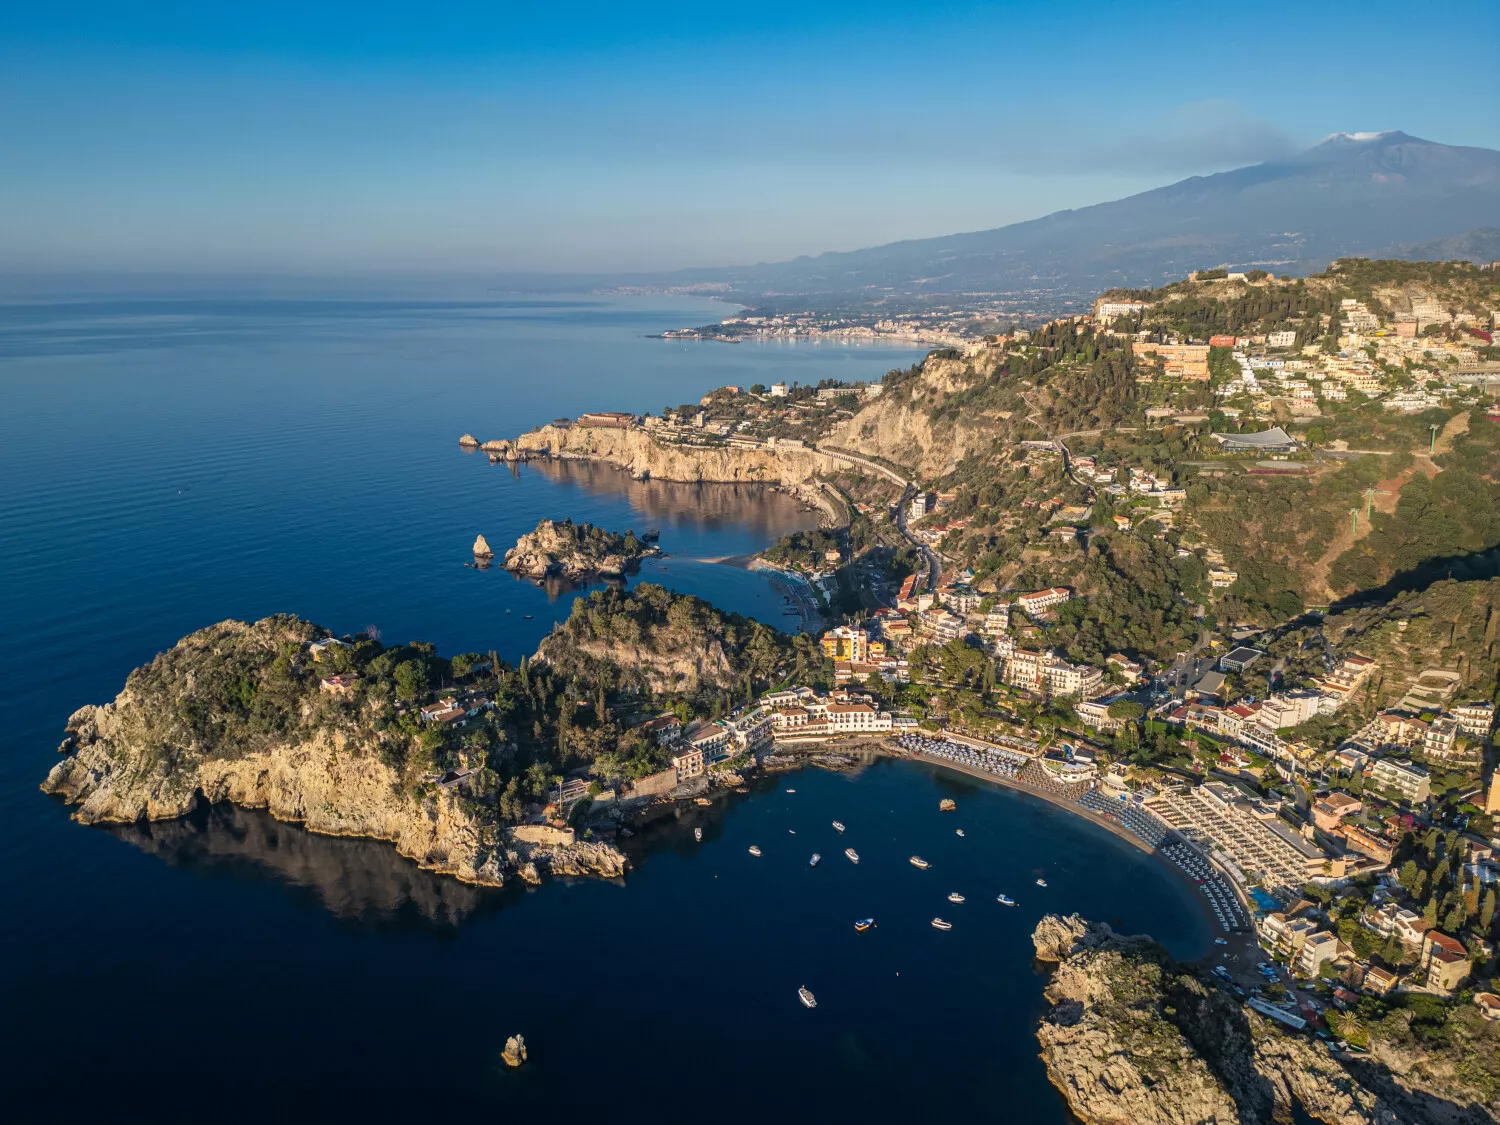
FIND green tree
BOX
[393,659,429,702]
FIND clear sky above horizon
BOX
[3,0,1497,277]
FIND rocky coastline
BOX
[40,617,628,889]
[1030,914,1491,1125]
[503,517,658,581]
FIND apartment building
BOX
[1004,648,1103,699]
[1295,931,1342,978]
[820,625,869,663]
[1015,587,1072,615]
[1370,758,1431,804]
[1132,341,1211,380]
[1453,701,1495,739]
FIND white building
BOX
[1370,758,1431,804]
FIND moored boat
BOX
[832,821,845,833]
[931,918,952,930]
[809,853,821,867]
[854,918,874,932]
[844,847,859,864]
[694,827,702,842]
[749,846,762,857]
[997,893,1016,906]
[1035,878,1047,887]
[798,986,817,1009]
[955,829,965,837]
[909,856,930,870]
[947,892,965,903]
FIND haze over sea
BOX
[0,292,1208,1122]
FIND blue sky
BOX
[2,0,1496,274]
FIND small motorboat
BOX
[854,918,874,933]
[749,846,762,857]
[1214,937,1229,946]
[785,788,796,793]
[788,829,796,835]
[997,894,1016,906]
[832,821,846,833]
[955,829,965,837]
[809,853,821,867]
[909,856,930,870]
[694,827,702,842]
[798,986,817,1009]
[1035,878,1048,887]
[931,918,953,931]
[523,614,533,620]
[844,848,860,864]
[947,892,965,904]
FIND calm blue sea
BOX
[0,293,1206,1122]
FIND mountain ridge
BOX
[668,132,1500,308]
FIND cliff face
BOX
[41,617,626,887]
[503,517,652,580]
[514,422,841,492]
[1030,915,1406,1125]
[826,353,1006,478]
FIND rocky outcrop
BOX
[458,433,480,447]
[1031,914,1409,1125]
[473,533,494,558]
[503,518,655,580]
[41,617,627,890]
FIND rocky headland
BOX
[1030,914,1496,1125]
[503,517,657,581]
[41,616,626,888]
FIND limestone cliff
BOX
[503,517,655,581]
[41,617,626,888]
[1031,914,1415,1125]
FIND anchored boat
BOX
[947,892,965,904]
[854,918,874,932]
[1035,878,1047,887]
[909,856,930,870]
[832,821,845,833]
[749,846,762,857]
[694,827,702,842]
[809,853,821,867]
[798,986,817,1009]
[844,848,860,864]
[997,894,1016,906]
[931,918,952,931]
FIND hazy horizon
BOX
[3,0,1497,277]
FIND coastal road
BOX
[895,483,942,593]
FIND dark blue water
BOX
[0,294,1207,1122]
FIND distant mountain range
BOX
[666,132,1500,310]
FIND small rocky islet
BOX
[501,517,658,581]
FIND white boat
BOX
[931,918,952,930]
[909,856,930,870]
[845,848,860,864]
[1214,937,1228,946]
[749,846,762,857]
[832,821,845,833]
[947,892,965,904]
[997,894,1016,906]
[785,788,796,794]
[798,986,817,1009]
[1035,878,1048,887]
[955,829,965,837]
[809,853,821,867]
[694,827,702,842]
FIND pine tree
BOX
[1423,896,1439,926]
[1399,859,1419,891]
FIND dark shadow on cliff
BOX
[101,799,522,933]
[1328,546,1500,613]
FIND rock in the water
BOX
[501,1034,528,1067]
[458,433,480,447]
[473,534,494,558]
[503,518,654,581]
[939,798,956,812]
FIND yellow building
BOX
[820,626,869,663]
